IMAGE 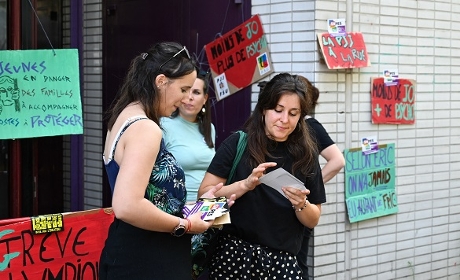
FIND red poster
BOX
[205,14,273,100]
[371,77,416,124]
[317,32,370,69]
[0,208,114,280]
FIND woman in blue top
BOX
[99,42,233,280]
[162,70,216,202]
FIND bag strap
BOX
[226,131,247,184]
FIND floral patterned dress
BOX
[99,116,191,280]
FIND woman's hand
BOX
[282,186,321,228]
[199,182,236,208]
[187,183,237,234]
[186,212,214,234]
[243,162,277,191]
[282,187,310,210]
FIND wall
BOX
[253,0,460,279]
[81,0,104,209]
[78,0,460,278]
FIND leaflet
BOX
[182,196,229,221]
[259,168,306,198]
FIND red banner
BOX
[205,14,273,100]
[371,77,416,124]
[0,208,114,280]
[317,32,370,69]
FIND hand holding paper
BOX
[259,168,306,198]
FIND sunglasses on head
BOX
[198,69,210,77]
[158,46,191,71]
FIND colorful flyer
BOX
[327,18,346,37]
[182,196,229,221]
[383,69,399,86]
[361,136,379,155]
[257,52,271,75]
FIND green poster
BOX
[343,143,398,223]
[0,49,83,139]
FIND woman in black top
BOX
[199,73,326,279]
[296,76,345,279]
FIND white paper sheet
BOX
[259,168,306,198]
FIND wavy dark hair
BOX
[171,69,214,148]
[297,75,320,113]
[105,42,197,130]
[244,73,318,176]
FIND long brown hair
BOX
[244,73,318,176]
[297,75,320,113]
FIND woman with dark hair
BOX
[99,42,234,279]
[199,73,326,279]
[162,69,215,202]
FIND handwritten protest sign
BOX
[205,14,273,100]
[0,208,114,279]
[343,144,398,223]
[317,32,370,69]
[371,77,415,124]
[0,49,83,139]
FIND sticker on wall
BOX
[371,77,415,124]
[383,69,399,86]
[327,18,346,37]
[361,136,378,155]
[257,52,271,75]
[214,72,231,100]
[343,143,398,223]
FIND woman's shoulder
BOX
[306,116,321,126]
[218,130,244,151]
[127,117,160,138]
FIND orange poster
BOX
[317,32,370,69]
[371,77,415,124]
[205,14,273,100]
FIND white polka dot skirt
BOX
[209,234,302,280]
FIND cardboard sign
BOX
[205,14,273,100]
[371,77,415,124]
[0,208,114,279]
[0,49,83,139]
[343,144,398,223]
[317,32,370,69]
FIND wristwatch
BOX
[171,218,187,237]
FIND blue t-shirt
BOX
[161,116,216,202]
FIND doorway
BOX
[1,0,64,218]
[102,0,252,206]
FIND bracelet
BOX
[293,199,308,212]
[185,218,192,232]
